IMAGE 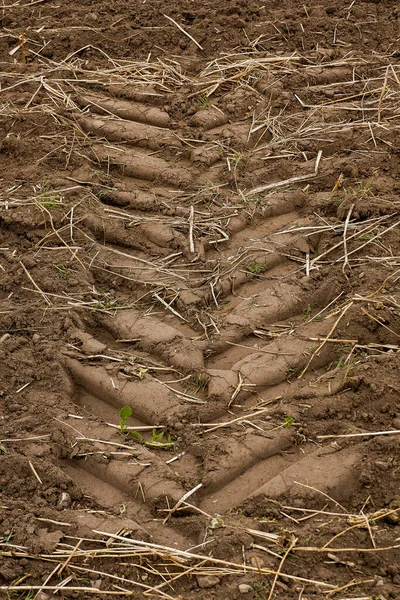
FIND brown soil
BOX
[1,0,400,599]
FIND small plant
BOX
[37,182,61,209]
[251,581,267,600]
[336,355,345,369]
[333,195,343,206]
[91,296,118,313]
[242,194,264,206]
[1,531,13,543]
[247,262,265,275]
[355,180,373,197]
[358,233,374,241]
[303,304,312,320]
[130,430,143,442]
[198,94,210,109]
[54,264,68,279]
[119,406,132,434]
[231,152,247,169]
[191,374,208,393]
[283,416,296,427]
[145,429,175,450]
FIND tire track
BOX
[61,70,368,530]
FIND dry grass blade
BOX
[298,302,353,379]
[162,482,203,524]
[163,14,203,50]
[341,204,354,278]
[19,261,52,305]
[91,530,337,588]
[267,535,297,600]
[317,429,400,440]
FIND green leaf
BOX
[130,431,143,442]
[119,406,132,421]
[151,429,164,442]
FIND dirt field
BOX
[1,0,400,598]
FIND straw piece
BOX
[317,429,400,440]
[163,14,203,50]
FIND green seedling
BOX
[37,182,61,209]
[355,180,373,196]
[54,264,68,279]
[145,429,175,450]
[119,406,132,434]
[231,152,247,167]
[198,94,210,109]
[303,304,312,319]
[242,194,264,205]
[358,233,374,241]
[130,430,143,442]
[91,297,118,312]
[333,195,343,207]
[247,262,265,275]
[1,531,13,543]
[191,374,208,393]
[336,355,345,369]
[283,416,296,427]
[251,581,267,600]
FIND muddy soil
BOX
[1,0,400,598]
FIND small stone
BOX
[196,575,220,589]
[32,333,40,343]
[392,418,400,429]
[375,460,389,471]
[91,579,102,590]
[58,492,72,509]
[35,593,51,600]
[238,584,253,593]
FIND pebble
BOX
[35,593,51,600]
[196,575,220,588]
[392,418,400,429]
[91,579,102,590]
[238,583,253,593]
[375,460,389,471]
[58,491,72,509]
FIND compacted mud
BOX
[1,1,400,598]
